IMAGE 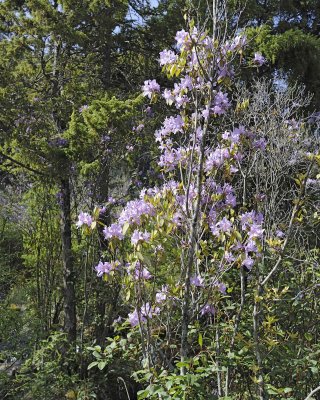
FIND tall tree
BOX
[0,0,129,341]
[232,0,320,107]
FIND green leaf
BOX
[87,361,99,370]
[137,389,150,399]
[304,332,312,341]
[176,361,189,368]
[98,361,107,370]
[310,366,318,374]
[198,333,203,348]
[166,380,173,390]
[158,218,165,227]
[122,222,130,235]
[136,251,144,261]
[169,64,177,77]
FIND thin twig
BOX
[304,385,320,400]
[117,377,131,400]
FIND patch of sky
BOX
[126,0,159,26]
[113,26,121,35]
[273,70,288,92]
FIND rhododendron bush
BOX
[78,23,320,400]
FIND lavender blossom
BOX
[200,304,216,316]
[254,52,266,66]
[131,229,151,245]
[162,89,175,105]
[128,309,143,327]
[134,265,152,280]
[216,282,227,294]
[213,91,230,115]
[118,199,155,226]
[142,79,160,99]
[175,29,189,46]
[242,256,254,270]
[156,286,168,303]
[76,212,93,228]
[159,49,177,65]
[95,260,120,277]
[103,223,124,240]
[190,274,204,287]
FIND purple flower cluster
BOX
[254,52,266,66]
[156,285,168,303]
[222,126,245,143]
[224,251,236,263]
[210,216,232,236]
[79,104,89,113]
[240,211,263,235]
[222,35,247,54]
[202,92,230,119]
[162,89,175,105]
[213,91,230,115]
[253,138,267,150]
[131,229,151,245]
[180,75,193,90]
[276,230,285,238]
[155,115,184,148]
[133,124,144,132]
[132,261,152,280]
[76,212,93,228]
[216,282,227,294]
[237,211,264,269]
[142,79,160,99]
[190,274,204,287]
[162,115,184,135]
[205,147,230,170]
[200,303,215,316]
[118,199,155,226]
[128,302,160,327]
[175,29,190,47]
[159,49,177,66]
[101,198,155,245]
[95,260,121,277]
[158,147,188,171]
[103,223,124,240]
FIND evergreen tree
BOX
[234,0,320,107]
[0,0,130,342]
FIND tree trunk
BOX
[60,177,76,342]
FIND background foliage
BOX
[0,1,319,399]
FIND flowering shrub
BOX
[80,24,263,395]
[78,22,319,399]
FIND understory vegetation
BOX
[0,1,319,399]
